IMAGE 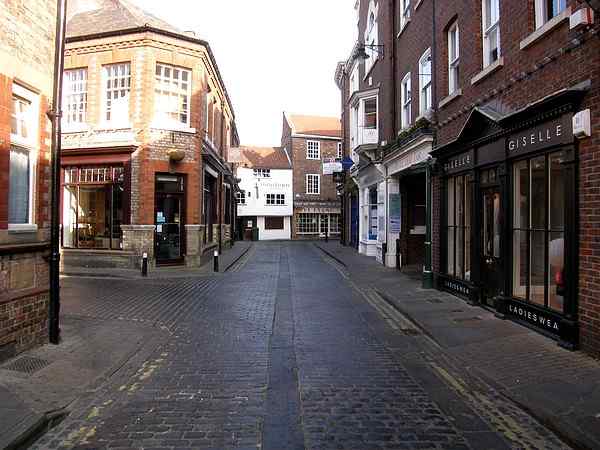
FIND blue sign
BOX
[341,156,354,170]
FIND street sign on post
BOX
[341,156,354,170]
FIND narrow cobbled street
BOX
[35,242,571,450]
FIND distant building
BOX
[229,146,293,241]
[0,0,57,360]
[281,113,342,240]
[60,0,239,269]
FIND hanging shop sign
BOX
[443,150,474,175]
[323,158,343,175]
[507,115,572,157]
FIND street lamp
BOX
[48,0,68,345]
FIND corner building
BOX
[431,0,600,353]
[60,0,239,269]
[0,0,57,360]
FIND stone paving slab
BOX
[315,241,600,450]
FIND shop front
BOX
[353,164,384,258]
[433,102,579,348]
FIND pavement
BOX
[59,241,253,279]
[315,241,600,450]
[0,241,591,449]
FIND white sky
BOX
[130,0,356,146]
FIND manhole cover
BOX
[400,328,421,336]
[426,298,444,304]
[453,317,483,323]
[2,356,50,374]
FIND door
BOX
[155,175,185,265]
[480,187,503,306]
[350,195,359,248]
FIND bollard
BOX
[141,252,148,277]
[213,250,219,273]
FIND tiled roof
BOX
[229,146,291,170]
[67,0,182,39]
[286,113,341,138]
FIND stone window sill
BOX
[520,7,571,50]
[471,57,504,85]
[439,89,462,109]
[8,224,38,234]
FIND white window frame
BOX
[337,142,343,159]
[362,96,378,130]
[253,168,271,178]
[9,83,39,230]
[62,68,88,130]
[154,63,192,129]
[306,140,321,160]
[448,23,460,95]
[401,73,412,129]
[535,0,567,29]
[400,0,411,30]
[364,1,379,75]
[103,62,131,126]
[419,49,432,115]
[266,193,286,206]
[482,0,501,68]
[236,191,246,205]
[306,174,320,195]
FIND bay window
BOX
[104,63,131,124]
[154,63,191,128]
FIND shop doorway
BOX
[480,184,503,307]
[155,174,185,265]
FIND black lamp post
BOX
[48,0,68,345]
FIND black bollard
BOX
[141,252,148,277]
[213,250,219,272]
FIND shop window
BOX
[154,63,191,128]
[446,174,472,280]
[103,63,131,124]
[329,214,341,234]
[482,0,500,67]
[512,151,565,312]
[63,68,87,128]
[62,166,124,250]
[297,213,319,234]
[363,187,378,241]
[265,216,284,230]
[535,0,567,28]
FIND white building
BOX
[229,146,293,240]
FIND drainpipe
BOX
[49,0,68,345]
[422,0,437,289]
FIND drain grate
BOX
[2,356,50,374]
[453,316,483,324]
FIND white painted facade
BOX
[236,166,293,240]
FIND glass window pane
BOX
[63,186,77,248]
[447,178,455,226]
[530,230,546,306]
[78,186,111,249]
[531,156,546,229]
[548,231,564,312]
[112,184,124,249]
[549,151,565,230]
[447,227,455,276]
[464,176,472,281]
[513,230,527,299]
[9,147,30,224]
[457,226,464,279]
[514,160,528,229]
[493,192,501,258]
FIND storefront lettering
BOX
[508,124,562,153]
[508,304,560,332]
[444,154,472,172]
[445,280,470,295]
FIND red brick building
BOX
[336,0,600,355]
[281,113,342,240]
[61,0,239,269]
[0,1,57,360]
[431,0,599,354]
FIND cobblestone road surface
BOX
[34,242,571,450]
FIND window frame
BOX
[419,49,432,115]
[401,72,412,129]
[306,174,321,195]
[63,68,88,130]
[236,191,246,205]
[266,193,286,206]
[102,62,132,126]
[337,142,343,159]
[306,140,321,160]
[482,0,501,68]
[253,168,271,178]
[535,0,567,29]
[400,0,411,30]
[448,22,460,95]
[154,63,192,129]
